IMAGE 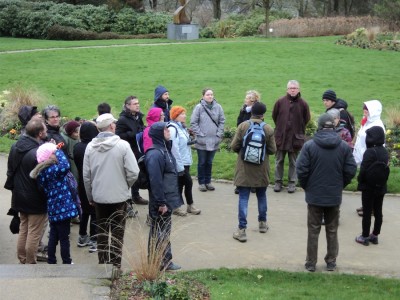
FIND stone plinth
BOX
[167,24,199,40]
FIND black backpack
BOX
[364,149,390,188]
[136,147,163,190]
[241,121,266,165]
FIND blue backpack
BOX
[241,121,266,165]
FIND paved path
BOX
[1,153,400,299]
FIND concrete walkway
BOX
[1,153,399,299]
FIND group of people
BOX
[5,81,390,274]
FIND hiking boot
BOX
[36,250,48,262]
[287,183,296,193]
[198,184,207,192]
[234,187,239,194]
[259,221,269,233]
[77,234,91,247]
[205,183,215,191]
[355,235,369,246]
[273,182,282,192]
[126,204,138,218]
[369,233,379,245]
[165,262,181,271]
[132,196,149,205]
[187,204,201,215]
[305,262,316,272]
[88,241,97,253]
[173,207,187,216]
[326,261,337,271]
[233,228,247,242]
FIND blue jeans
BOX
[197,149,216,185]
[237,187,267,229]
[48,219,72,264]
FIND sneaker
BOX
[355,235,369,246]
[259,221,269,233]
[89,241,97,253]
[369,234,379,245]
[173,207,187,217]
[326,261,337,271]
[36,250,48,262]
[356,206,363,213]
[234,187,239,194]
[287,183,296,193]
[233,228,247,242]
[132,196,149,205]
[305,262,316,272]
[198,184,207,192]
[126,204,138,218]
[205,183,215,191]
[71,216,80,224]
[77,234,91,247]
[165,262,181,271]
[187,204,201,215]
[273,182,282,192]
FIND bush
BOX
[336,28,400,51]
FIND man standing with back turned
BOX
[272,80,310,193]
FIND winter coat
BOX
[236,104,252,126]
[145,122,182,217]
[353,100,385,165]
[152,85,173,122]
[45,124,68,156]
[115,110,145,158]
[357,126,389,194]
[296,129,357,207]
[272,93,310,152]
[73,122,98,214]
[6,135,47,214]
[83,132,139,204]
[31,150,79,223]
[336,125,353,149]
[231,118,277,187]
[143,107,163,153]
[190,99,225,151]
[168,121,192,172]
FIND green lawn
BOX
[1,36,399,191]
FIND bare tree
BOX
[211,0,222,20]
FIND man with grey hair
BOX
[272,80,310,193]
[83,113,139,270]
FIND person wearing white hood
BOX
[353,100,385,216]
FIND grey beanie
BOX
[318,113,335,130]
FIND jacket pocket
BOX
[293,134,305,150]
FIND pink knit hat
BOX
[36,143,57,163]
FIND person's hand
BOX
[158,205,168,215]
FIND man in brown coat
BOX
[272,80,310,193]
[230,102,276,242]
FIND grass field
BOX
[1,36,399,191]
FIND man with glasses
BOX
[272,80,310,193]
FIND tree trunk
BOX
[263,0,270,37]
[333,0,339,15]
[212,0,221,20]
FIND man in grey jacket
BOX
[296,113,356,272]
[83,113,139,269]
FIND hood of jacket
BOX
[146,107,163,127]
[366,126,385,148]
[154,85,168,101]
[90,133,120,153]
[364,100,382,124]
[149,122,167,146]
[313,129,342,149]
[79,121,98,143]
[29,158,57,179]
[15,134,40,154]
[334,98,348,110]
[18,106,38,126]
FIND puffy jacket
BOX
[168,121,192,172]
[143,107,163,153]
[115,110,145,157]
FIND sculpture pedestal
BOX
[167,24,199,40]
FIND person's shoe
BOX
[234,187,239,194]
[250,187,256,193]
[357,210,363,217]
[273,182,282,192]
[77,234,91,247]
[187,204,201,215]
[369,233,379,245]
[259,221,269,233]
[287,183,296,193]
[355,235,369,246]
[198,184,207,192]
[126,204,138,218]
[88,241,97,253]
[132,196,149,205]
[305,262,316,272]
[233,228,247,242]
[205,183,215,191]
[173,207,187,216]
[36,250,48,262]
[356,207,363,213]
[165,262,181,271]
[326,261,337,271]
[71,216,80,224]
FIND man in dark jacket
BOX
[152,85,173,122]
[296,113,357,272]
[145,122,182,271]
[272,80,310,193]
[6,119,48,264]
[116,95,147,208]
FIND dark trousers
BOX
[95,202,127,267]
[131,181,140,199]
[79,212,97,239]
[48,219,72,264]
[148,212,172,268]
[361,190,384,237]
[178,166,193,205]
[306,204,340,266]
[196,149,216,185]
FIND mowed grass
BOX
[1,36,399,191]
